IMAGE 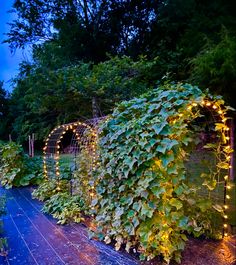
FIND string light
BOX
[199,98,232,238]
[42,101,232,236]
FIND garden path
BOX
[0,187,235,265]
[0,187,139,265]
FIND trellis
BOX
[42,118,104,189]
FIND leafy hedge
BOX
[92,83,226,263]
[0,142,43,188]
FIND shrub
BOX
[0,142,43,188]
[32,178,69,201]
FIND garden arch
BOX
[42,91,233,238]
[43,120,97,182]
[92,86,234,244]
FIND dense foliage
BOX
[0,142,43,188]
[9,56,156,143]
[1,0,235,143]
[32,153,90,224]
[92,83,228,263]
[33,177,86,224]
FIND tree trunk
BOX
[92,97,99,118]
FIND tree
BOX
[9,56,158,143]
[5,0,159,63]
[190,30,236,108]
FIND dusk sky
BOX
[0,0,31,92]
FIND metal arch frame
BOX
[43,120,96,182]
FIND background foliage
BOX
[92,83,226,263]
[0,142,43,188]
[9,56,157,143]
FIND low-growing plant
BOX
[42,192,85,224]
[0,142,43,188]
[0,194,7,256]
[32,178,69,201]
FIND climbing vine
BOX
[92,83,233,264]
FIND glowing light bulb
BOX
[206,102,211,106]
[224,224,227,228]
[224,205,228,209]
[225,233,228,237]
[218,110,223,114]
[227,185,231,190]
[224,215,228,219]
[213,105,217,109]
[192,103,197,107]
[226,195,230,199]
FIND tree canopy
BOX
[2,0,236,143]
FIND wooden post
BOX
[29,135,32,157]
[31,133,35,158]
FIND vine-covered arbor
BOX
[41,84,234,264]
